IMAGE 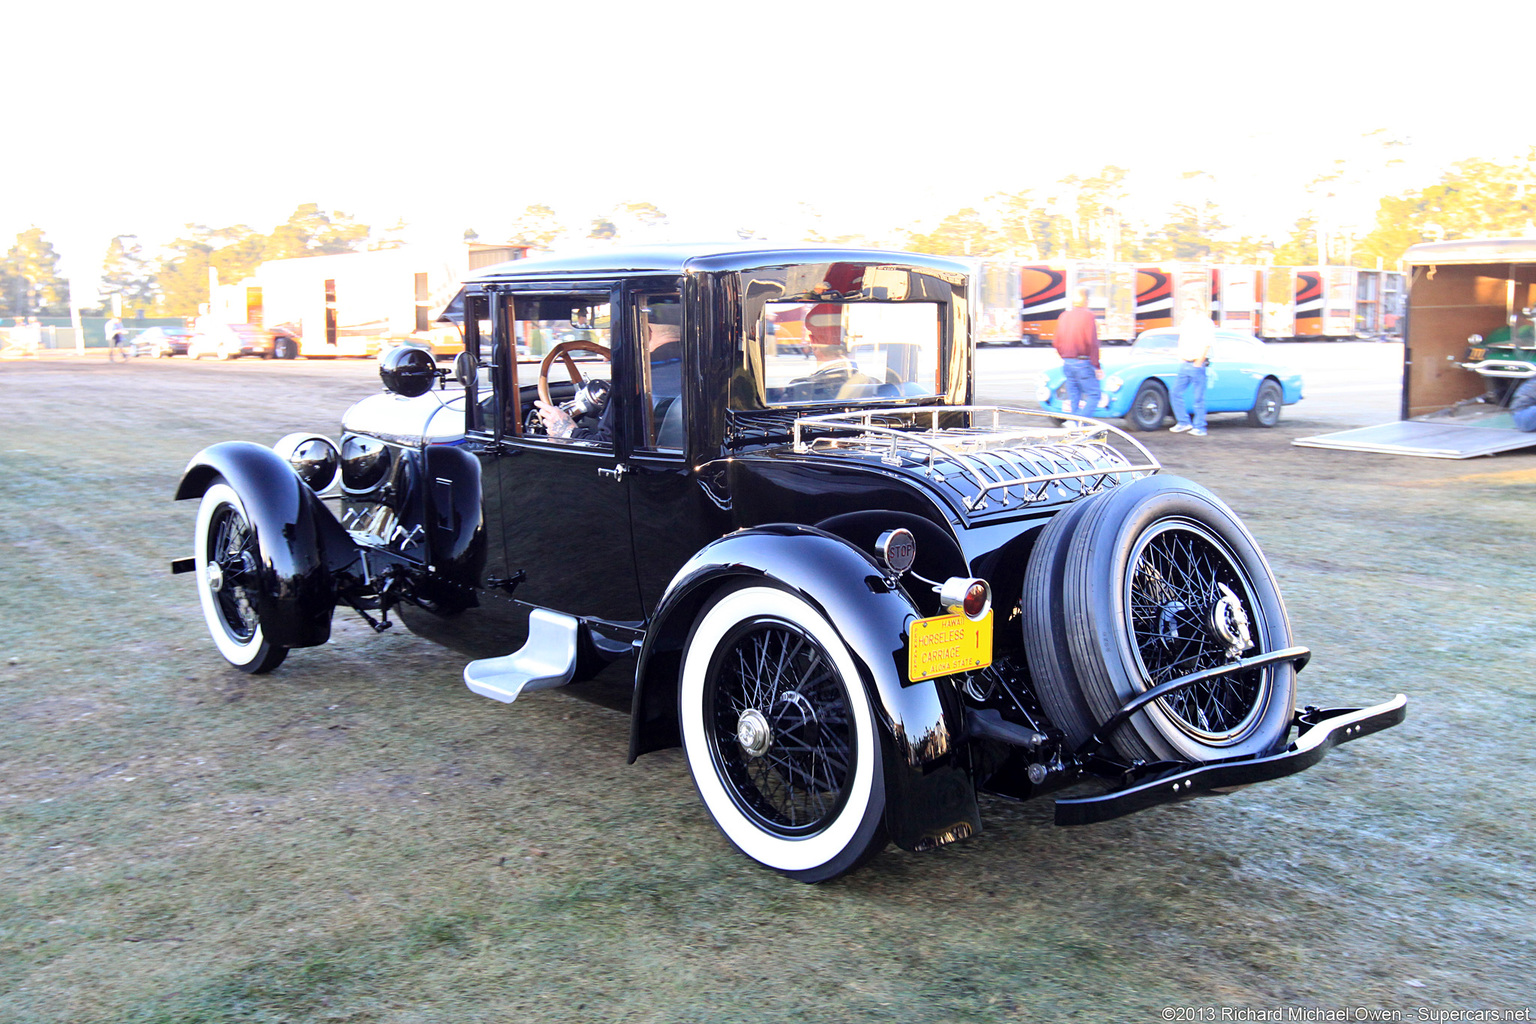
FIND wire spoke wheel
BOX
[706,620,855,836]
[208,502,261,643]
[193,481,287,674]
[1126,519,1266,742]
[1026,475,1296,763]
[680,586,886,881]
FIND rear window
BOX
[749,300,942,407]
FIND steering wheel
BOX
[538,339,613,407]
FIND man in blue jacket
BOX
[1510,376,1536,431]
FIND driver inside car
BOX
[534,301,682,441]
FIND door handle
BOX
[597,464,628,482]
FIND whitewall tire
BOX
[680,586,887,882]
[193,482,288,673]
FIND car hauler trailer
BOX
[1211,264,1260,332]
[1352,269,1406,339]
[1258,265,1297,339]
[1293,267,1357,339]
[1134,263,1211,335]
[1294,238,1536,458]
[970,259,1024,346]
[1019,262,1136,345]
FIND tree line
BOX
[6,151,1535,322]
[1,200,675,321]
[902,149,1536,267]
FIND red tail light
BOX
[939,577,991,620]
[963,582,989,618]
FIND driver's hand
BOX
[534,399,575,438]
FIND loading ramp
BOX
[1294,410,1536,459]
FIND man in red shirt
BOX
[1053,289,1102,415]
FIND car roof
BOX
[469,242,970,281]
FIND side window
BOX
[638,293,685,451]
[509,294,614,447]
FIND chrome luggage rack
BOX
[791,405,1161,513]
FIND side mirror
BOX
[453,350,473,387]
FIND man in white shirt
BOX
[105,316,127,362]
[1170,299,1215,435]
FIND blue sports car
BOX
[1036,327,1305,431]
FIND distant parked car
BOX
[1037,326,1305,431]
[188,323,276,361]
[131,326,193,358]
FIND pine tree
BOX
[3,227,71,317]
[99,235,158,315]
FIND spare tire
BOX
[1023,475,1296,764]
[1021,492,1107,750]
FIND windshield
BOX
[749,300,942,407]
[1133,331,1178,350]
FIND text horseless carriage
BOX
[173,245,1405,882]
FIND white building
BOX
[213,242,527,356]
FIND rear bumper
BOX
[1054,694,1407,826]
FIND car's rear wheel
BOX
[1122,381,1170,432]
[193,482,288,674]
[1023,476,1295,763]
[679,586,887,882]
[1248,380,1283,427]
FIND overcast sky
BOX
[7,0,1534,288]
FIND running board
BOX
[463,608,579,703]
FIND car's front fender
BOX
[175,441,353,649]
[628,524,981,853]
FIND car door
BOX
[479,286,644,624]
[1216,334,1272,411]
[1203,336,1248,411]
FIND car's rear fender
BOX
[175,441,353,649]
[629,524,982,853]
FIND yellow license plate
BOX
[908,611,993,681]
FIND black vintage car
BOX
[173,244,1405,882]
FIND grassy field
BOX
[2,356,1533,1023]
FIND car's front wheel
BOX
[1122,380,1170,431]
[1248,379,1284,427]
[193,482,288,673]
[679,586,887,882]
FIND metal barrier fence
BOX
[2,325,78,354]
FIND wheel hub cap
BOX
[736,708,771,758]
[205,562,225,593]
[1210,583,1253,658]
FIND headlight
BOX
[1035,384,1052,403]
[1102,375,1124,393]
[341,434,392,495]
[274,432,341,493]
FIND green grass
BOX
[2,358,1533,1021]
